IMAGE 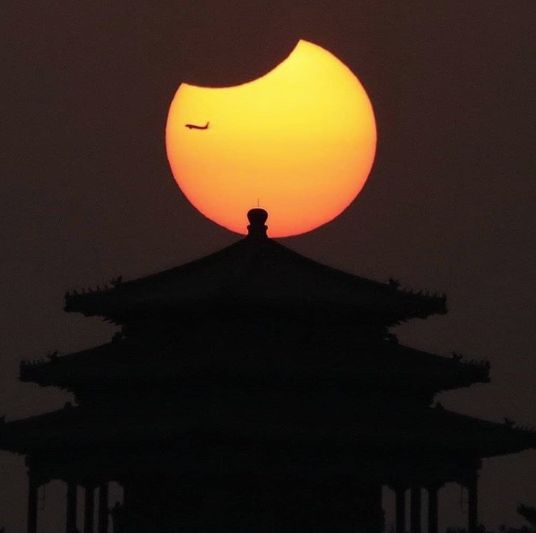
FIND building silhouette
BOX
[1,209,535,533]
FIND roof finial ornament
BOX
[247,208,268,239]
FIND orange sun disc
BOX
[165,39,377,237]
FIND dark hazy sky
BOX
[1,1,535,531]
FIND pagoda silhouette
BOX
[2,208,535,533]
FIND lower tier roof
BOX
[1,402,534,462]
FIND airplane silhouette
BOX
[185,121,209,130]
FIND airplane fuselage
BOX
[185,121,209,130]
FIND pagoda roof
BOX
[64,211,446,326]
[0,403,534,463]
[19,338,489,396]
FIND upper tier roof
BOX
[64,210,446,325]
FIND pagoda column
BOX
[466,472,479,533]
[98,483,109,533]
[427,485,439,533]
[27,472,39,533]
[66,481,78,533]
[410,486,422,533]
[84,485,95,533]
[394,486,406,533]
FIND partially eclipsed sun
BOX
[165,40,376,237]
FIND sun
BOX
[165,39,376,237]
